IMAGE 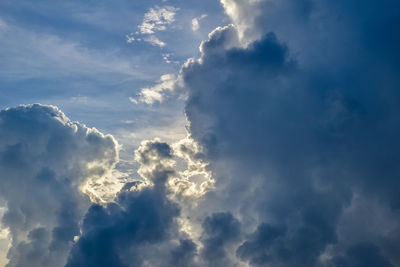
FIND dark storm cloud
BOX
[0,104,118,267]
[333,243,394,267]
[65,139,198,267]
[180,0,400,266]
[65,186,180,267]
[200,212,241,266]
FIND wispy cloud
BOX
[127,5,179,47]
[130,73,177,104]
[192,14,207,31]
[162,53,179,65]
[143,35,166,47]
[138,6,178,34]
[0,19,144,82]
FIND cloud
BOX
[178,0,400,266]
[138,6,179,34]
[64,136,219,266]
[131,74,177,104]
[332,243,394,267]
[0,104,118,267]
[2,1,400,266]
[143,35,166,47]
[170,136,214,199]
[192,14,207,31]
[127,6,179,47]
[162,53,179,65]
[65,139,192,267]
[200,212,241,266]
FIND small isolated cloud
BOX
[125,34,135,43]
[143,35,166,47]
[162,53,179,65]
[191,14,207,31]
[138,6,178,34]
[127,6,179,47]
[131,73,177,104]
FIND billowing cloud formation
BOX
[180,0,400,266]
[0,104,118,267]
[65,137,229,267]
[65,139,191,267]
[2,0,400,266]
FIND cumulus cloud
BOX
[65,139,195,267]
[2,0,400,266]
[179,0,400,266]
[170,136,214,199]
[200,212,241,266]
[0,104,118,267]
[63,136,219,266]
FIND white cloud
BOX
[220,0,265,43]
[125,33,135,43]
[162,53,179,64]
[127,5,179,47]
[170,136,215,199]
[138,6,179,34]
[191,14,207,31]
[143,35,166,47]
[134,137,214,199]
[131,73,177,104]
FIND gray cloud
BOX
[180,0,400,266]
[0,104,118,267]
[65,139,198,267]
[200,212,241,266]
[1,0,400,266]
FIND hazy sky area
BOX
[0,0,400,266]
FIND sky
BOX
[0,0,399,266]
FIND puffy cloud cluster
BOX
[65,139,210,267]
[0,105,216,267]
[2,0,400,266]
[0,104,118,267]
[179,0,400,266]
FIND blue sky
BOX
[0,0,226,160]
[1,0,400,266]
